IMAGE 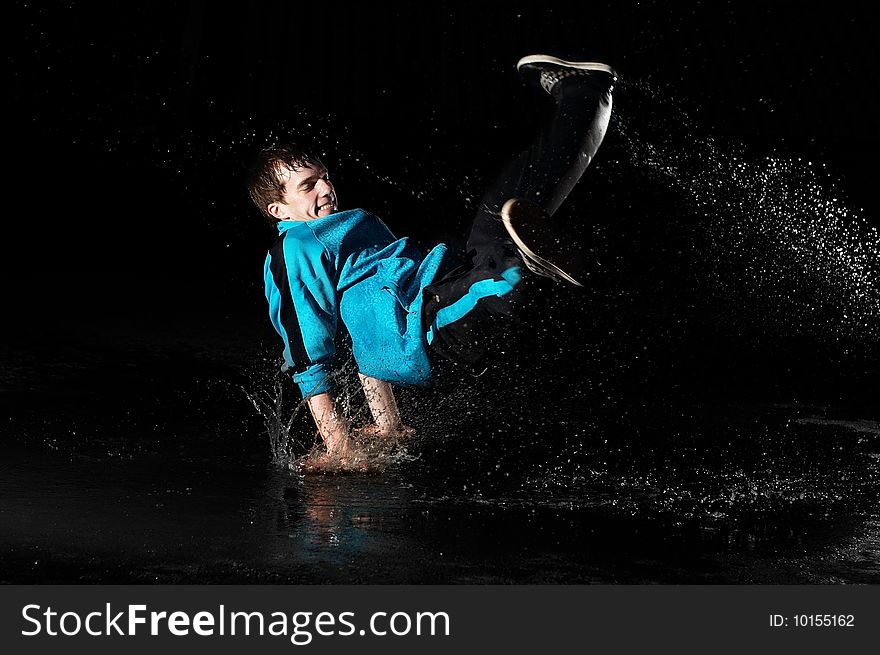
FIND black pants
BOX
[424,75,614,370]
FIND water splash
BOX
[611,77,880,341]
[243,352,419,472]
[242,375,305,466]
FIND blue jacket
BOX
[264,209,447,397]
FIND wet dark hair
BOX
[247,142,325,222]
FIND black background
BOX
[6,0,879,404]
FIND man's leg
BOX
[467,59,615,265]
[425,56,616,370]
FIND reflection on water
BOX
[2,392,878,584]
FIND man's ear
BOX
[267,202,286,220]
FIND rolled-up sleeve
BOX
[286,276,337,396]
[264,236,338,397]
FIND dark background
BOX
[6,0,879,405]
[3,1,879,586]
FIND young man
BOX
[248,55,615,470]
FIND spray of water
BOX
[242,375,305,466]
[612,77,880,342]
[243,351,419,473]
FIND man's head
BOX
[248,143,338,223]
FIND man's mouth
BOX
[317,198,336,213]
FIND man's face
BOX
[268,163,338,222]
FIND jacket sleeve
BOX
[264,237,338,397]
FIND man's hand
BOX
[306,391,352,455]
[358,374,409,436]
[302,379,411,473]
[353,423,416,439]
[302,393,370,473]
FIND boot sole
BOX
[516,54,616,79]
[501,198,584,287]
